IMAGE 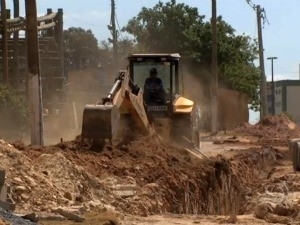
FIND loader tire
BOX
[289,139,300,171]
[171,114,192,147]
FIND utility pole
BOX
[108,0,118,67]
[25,0,44,145]
[211,0,219,133]
[267,56,277,116]
[256,5,268,119]
[1,0,8,84]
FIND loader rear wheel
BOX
[291,140,300,171]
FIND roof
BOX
[127,53,181,59]
[275,80,300,87]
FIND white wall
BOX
[287,86,300,123]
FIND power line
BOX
[115,13,124,41]
[64,14,107,28]
[245,0,269,27]
[245,0,256,10]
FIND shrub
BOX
[0,84,28,130]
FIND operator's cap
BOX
[150,68,157,74]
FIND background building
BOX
[268,80,300,124]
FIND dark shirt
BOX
[144,77,163,91]
[144,77,165,103]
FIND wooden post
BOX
[12,0,20,90]
[56,9,64,78]
[211,0,219,133]
[25,0,44,145]
[46,8,53,37]
[1,0,9,84]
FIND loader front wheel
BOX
[171,114,193,148]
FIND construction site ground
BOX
[1,114,300,224]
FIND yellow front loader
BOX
[81,53,200,147]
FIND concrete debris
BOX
[0,169,15,211]
[0,207,35,225]
[53,207,85,222]
[112,184,137,197]
[274,202,296,216]
[63,191,73,201]
[12,177,23,184]
[15,186,26,193]
[20,212,39,223]
[266,213,290,224]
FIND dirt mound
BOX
[233,115,300,146]
[258,114,297,128]
[1,133,289,222]
[0,141,112,213]
[4,136,251,216]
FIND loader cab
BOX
[127,53,182,111]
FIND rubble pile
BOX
[0,141,114,214]
[0,136,248,217]
[0,115,300,224]
[234,114,300,146]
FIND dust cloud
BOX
[1,60,248,145]
[0,65,121,145]
[181,65,211,130]
[3,64,207,144]
[43,67,115,145]
[46,63,210,145]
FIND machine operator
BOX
[143,68,165,103]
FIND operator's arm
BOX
[144,78,151,90]
[156,78,164,90]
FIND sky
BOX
[6,0,300,122]
[7,0,300,82]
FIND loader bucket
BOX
[81,104,115,141]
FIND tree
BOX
[123,0,204,60]
[64,27,100,69]
[123,0,260,109]
[200,18,260,110]
[0,84,28,130]
[99,37,138,69]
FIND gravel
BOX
[0,208,36,225]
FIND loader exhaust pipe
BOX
[102,71,125,104]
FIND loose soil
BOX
[1,114,300,224]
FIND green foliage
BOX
[62,27,139,70]
[99,37,138,68]
[0,84,28,129]
[123,0,204,59]
[64,27,100,69]
[123,0,260,110]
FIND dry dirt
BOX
[1,114,300,224]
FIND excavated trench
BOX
[89,139,280,216]
[133,146,278,216]
[8,136,281,218]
